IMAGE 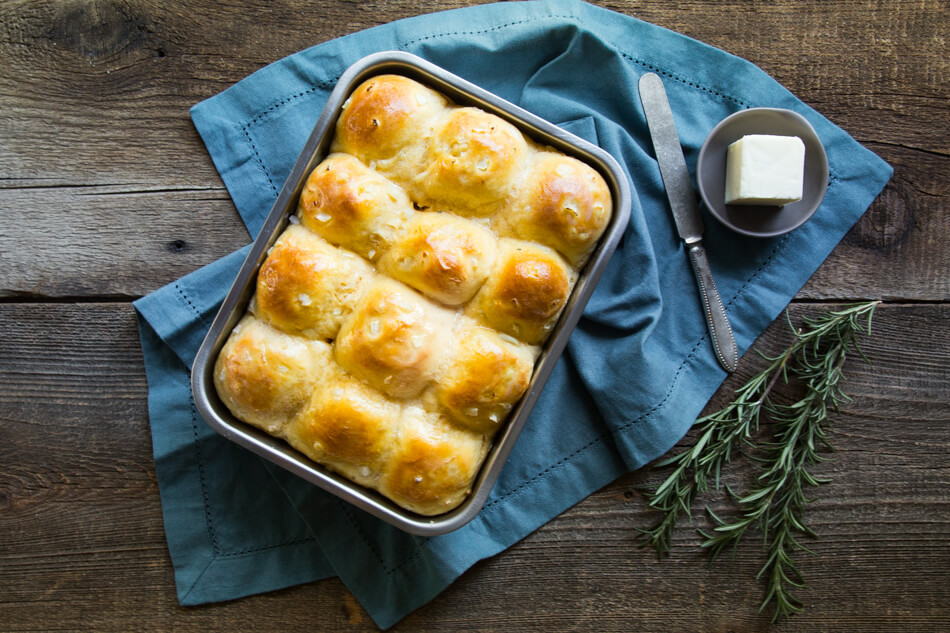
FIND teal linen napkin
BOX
[134,0,892,627]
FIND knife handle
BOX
[687,243,739,372]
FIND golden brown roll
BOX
[213,72,617,518]
[414,107,529,214]
[377,405,488,515]
[335,278,454,399]
[253,225,374,339]
[332,74,448,164]
[505,152,612,265]
[432,321,536,433]
[466,239,576,344]
[377,212,498,306]
[213,315,333,435]
[283,365,401,488]
[297,153,413,260]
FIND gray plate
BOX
[696,107,829,238]
[190,51,631,536]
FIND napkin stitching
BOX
[190,395,221,554]
[725,237,788,308]
[188,374,318,557]
[398,12,579,48]
[339,499,434,575]
[339,500,389,569]
[720,176,840,312]
[480,338,704,512]
[215,535,318,557]
[243,81,336,128]
[619,53,749,108]
[228,11,754,191]
[338,502,431,577]
[176,283,209,328]
[239,79,339,203]
[382,541,427,577]
[395,11,749,110]
[241,127,279,198]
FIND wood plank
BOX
[634,0,949,156]
[0,302,946,630]
[801,145,950,301]
[1,156,945,300]
[0,0,947,299]
[0,184,249,298]
[0,0,485,185]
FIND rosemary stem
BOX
[636,301,879,622]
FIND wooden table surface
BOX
[2,0,948,630]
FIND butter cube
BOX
[724,135,805,206]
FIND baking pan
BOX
[191,51,632,535]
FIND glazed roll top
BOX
[504,152,612,265]
[214,73,613,516]
[413,107,530,215]
[284,365,401,488]
[214,316,334,435]
[298,153,414,261]
[253,225,374,340]
[377,405,489,516]
[377,212,497,306]
[466,239,575,345]
[335,278,454,400]
[432,320,536,434]
[332,74,449,162]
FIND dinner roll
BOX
[377,212,498,306]
[377,405,488,515]
[214,71,615,517]
[214,315,332,435]
[335,278,454,399]
[298,153,413,260]
[284,365,401,488]
[414,107,529,214]
[253,225,374,339]
[506,152,612,265]
[332,74,448,164]
[467,239,575,344]
[433,321,536,433]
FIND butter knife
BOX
[638,72,739,372]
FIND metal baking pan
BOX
[191,51,632,535]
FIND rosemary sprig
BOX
[637,301,879,621]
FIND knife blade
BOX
[638,72,739,372]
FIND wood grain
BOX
[1,0,948,630]
[0,303,947,631]
[0,0,947,298]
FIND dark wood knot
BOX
[843,183,912,251]
[50,1,164,60]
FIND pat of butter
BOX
[724,135,805,206]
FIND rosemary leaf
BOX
[637,301,879,621]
